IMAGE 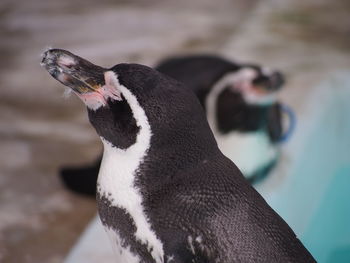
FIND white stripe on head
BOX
[97,71,164,262]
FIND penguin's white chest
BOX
[97,139,164,263]
[96,75,165,263]
[216,130,278,176]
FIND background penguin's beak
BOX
[41,49,106,94]
[252,71,285,92]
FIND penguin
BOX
[42,49,314,262]
[60,55,286,196]
[157,55,285,183]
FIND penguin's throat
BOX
[97,138,164,262]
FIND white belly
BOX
[216,130,278,176]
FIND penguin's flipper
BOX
[59,155,102,197]
[267,103,283,143]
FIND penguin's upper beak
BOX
[41,48,106,94]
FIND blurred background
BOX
[0,0,349,262]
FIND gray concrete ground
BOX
[0,0,349,262]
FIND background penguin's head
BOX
[218,64,285,107]
[213,64,285,134]
[42,49,209,150]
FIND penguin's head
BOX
[42,49,207,150]
[220,65,285,106]
[208,63,285,134]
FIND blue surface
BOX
[303,166,350,263]
[258,74,350,262]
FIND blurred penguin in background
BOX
[157,55,287,184]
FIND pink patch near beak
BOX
[234,81,269,97]
[76,71,122,110]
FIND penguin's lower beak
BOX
[41,48,106,94]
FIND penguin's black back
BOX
[146,157,314,262]
[156,55,240,107]
[138,144,313,262]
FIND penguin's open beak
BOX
[41,48,106,94]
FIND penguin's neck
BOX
[220,103,271,132]
[97,79,152,197]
